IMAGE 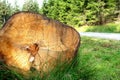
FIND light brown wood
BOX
[0,11,80,72]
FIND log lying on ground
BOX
[0,11,80,72]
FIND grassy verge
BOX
[76,23,120,33]
[80,36,120,80]
[0,37,120,80]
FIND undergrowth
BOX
[77,23,120,33]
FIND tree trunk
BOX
[98,0,104,25]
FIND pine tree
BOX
[41,0,117,26]
[22,0,39,13]
[0,0,12,26]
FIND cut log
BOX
[0,11,80,73]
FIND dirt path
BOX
[79,32,120,40]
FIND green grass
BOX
[0,37,120,80]
[80,37,120,80]
[76,23,120,33]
